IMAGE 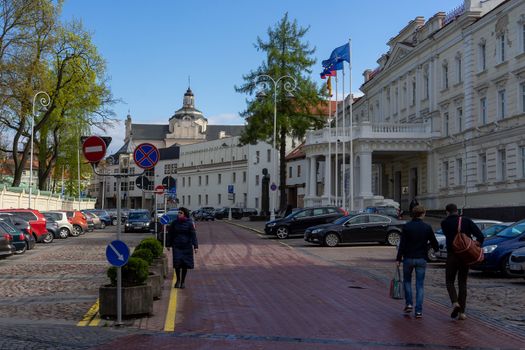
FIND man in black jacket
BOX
[396,205,438,318]
[441,203,484,320]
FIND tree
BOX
[235,13,326,212]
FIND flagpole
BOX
[334,73,339,207]
[349,38,354,211]
[327,84,332,205]
[342,62,346,211]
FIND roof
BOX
[159,144,180,160]
[131,124,170,141]
[205,125,245,141]
[285,142,305,161]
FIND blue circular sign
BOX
[270,183,277,191]
[133,143,159,169]
[160,214,171,225]
[106,240,130,267]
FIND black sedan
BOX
[304,213,405,247]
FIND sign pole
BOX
[163,194,167,249]
[116,175,122,325]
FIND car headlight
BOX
[483,245,498,254]
[267,222,276,228]
[311,228,323,234]
[125,223,130,227]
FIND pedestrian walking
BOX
[166,207,198,289]
[409,197,419,214]
[441,203,484,320]
[396,205,438,318]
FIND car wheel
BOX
[112,218,117,225]
[59,227,70,239]
[71,225,82,237]
[43,232,54,244]
[427,247,438,262]
[100,222,106,229]
[276,226,289,239]
[386,231,400,246]
[324,233,340,247]
[499,254,512,277]
[15,243,27,254]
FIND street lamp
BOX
[255,74,297,221]
[30,91,51,209]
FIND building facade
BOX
[304,0,525,219]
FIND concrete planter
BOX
[99,284,153,318]
[152,255,169,278]
[147,272,162,300]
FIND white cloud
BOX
[93,120,124,154]
[207,113,244,125]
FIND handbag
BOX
[389,265,404,299]
[452,217,484,265]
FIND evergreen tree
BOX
[236,13,325,212]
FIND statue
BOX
[261,168,270,217]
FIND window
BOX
[394,88,399,113]
[520,146,525,178]
[297,165,301,177]
[424,74,429,99]
[255,151,260,164]
[218,193,221,205]
[289,166,292,178]
[498,149,506,181]
[442,63,449,89]
[205,194,208,205]
[522,23,525,53]
[243,171,246,182]
[129,180,134,191]
[255,197,259,208]
[121,181,128,192]
[198,194,201,205]
[267,149,271,162]
[188,195,191,206]
[188,177,191,187]
[480,97,487,125]
[521,82,525,113]
[498,89,506,119]
[205,175,209,185]
[478,42,486,71]
[232,172,236,183]
[182,177,185,187]
[411,79,416,106]
[456,158,463,185]
[479,153,487,183]
[255,175,259,186]
[182,196,185,205]
[218,173,222,184]
[457,107,463,133]
[164,164,170,174]
[113,182,116,191]
[443,161,449,187]
[497,33,505,63]
[456,56,462,83]
[198,176,202,186]
[444,112,449,137]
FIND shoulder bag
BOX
[452,217,484,265]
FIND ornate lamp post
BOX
[255,75,297,221]
[30,91,50,208]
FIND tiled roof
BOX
[131,124,170,140]
[285,142,305,161]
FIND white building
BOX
[304,0,525,219]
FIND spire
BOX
[183,86,194,108]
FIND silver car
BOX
[42,211,75,238]
[509,246,525,278]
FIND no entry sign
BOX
[154,185,165,195]
[82,136,107,163]
[133,143,159,169]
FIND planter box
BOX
[99,284,153,318]
[147,272,162,300]
[152,255,169,278]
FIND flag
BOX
[320,60,342,79]
[327,76,332,96]
[322,43,350,67]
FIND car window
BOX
[14,212,36,222]
[369,215,390,223]
[0,221,17,234]
[44,213,61,221]
[347,215,368,224]
[312,208,325,216]
[496,221,525,238]
[326,207,337,214]
[294,209,312,218]
[129,212,149,220]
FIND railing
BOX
[444,3,465,25]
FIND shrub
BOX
[135,237,163,258]
[131,248,153,265]
[107,257,149,287]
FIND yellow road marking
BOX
[163,274,178,331]
[77,299,99,327]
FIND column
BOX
[323,153,331,198]
[309,156,317,197]
[358,150,373,197]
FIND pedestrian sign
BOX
[133,143,159,169]
[106,240,130,267]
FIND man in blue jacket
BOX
[441,203,484,320]
[396,205,438,318]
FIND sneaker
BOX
[458,313,467,320]
[415,312,423,319]
[403,305,413,313]
[451,302,461,319]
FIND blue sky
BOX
[61,0,462,151]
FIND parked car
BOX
[124,210,152,233]
[57,210,88,236]
[509,246,525,278]
[365,206,402,219]
[192,208,215,221]
[429,219,505,262]
[44,220,59,242]
[304,213,405,247]
[88,210,112,226]
[0,228,14,259]
[0,218,33,254]
[0,213,36,251]
[242,208,258,217]
[265,206,348,239]
[214,207,243,220]
[83,211,104,229]
[0,209,48,243]
[42,211,75,238]
[471,219,525,276]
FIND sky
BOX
[60,0,463,152]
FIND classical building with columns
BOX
[304,0,525,219]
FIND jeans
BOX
[445,252,469,313]
[402,258,427,314]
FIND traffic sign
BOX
[270,183,277,191]
[228,184,234,194]
[106,240,130,267]
[135,176,150,189]
[160,214,171,225]
[133,143,159,169]
[82,136,107,163]
[154,185,165,195]
[162,176,175,188]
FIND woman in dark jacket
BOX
[166,207,198,289]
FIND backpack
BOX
[452,217,484,265]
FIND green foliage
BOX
[131,248,154,266]
[135,238,163,259]
[107,257,149,287]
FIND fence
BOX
[0,186,96,211]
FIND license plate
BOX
[509,263,523,271]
